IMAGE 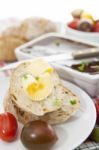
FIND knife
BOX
[0,48,99,71]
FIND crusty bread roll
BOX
[0,36,26,62]
[2,26,27,41]
[4,60,80,124]
[3,17,57,41]
[0,17,57,62]
[19,17,57,40]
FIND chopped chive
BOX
[53,99,62,107]
[78,63,86,72]
[23,74,28,79]
[55,40,60,46]
[70,99,77,105]
[26,51,31,54]
[78,61,89,71]
[35,76,40,81]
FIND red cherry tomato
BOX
[95,103,99,125]
[95,97,99,102]
[92,21,99,32]
[67,19,79,29]
[0,112,18,142]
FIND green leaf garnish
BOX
[78,61,89,72]
[26,51,31,54]
[54,40,60,46]
[70,99,77,105]
[35,76,40,81]
[53,99,62,107]
[23,74,28,79]
[78,62,86,72]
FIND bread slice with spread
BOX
[4,58,80,124]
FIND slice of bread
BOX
[4,61,80,124]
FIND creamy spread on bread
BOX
[7,58,80,121]
[20,58,62,116]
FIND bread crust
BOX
[0,36,26,62]
[4,91,80,125]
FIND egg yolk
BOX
[45,68,54,73]
[26,82,45,96]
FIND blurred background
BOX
[0,0,99,63]
[0,0,98,22]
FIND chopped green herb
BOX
[21,49,31,54]
[53,99,62,107]
[78,63,86,72]
[23,74,28,79]
[35,76,40,81]
[70,99,77,105]
[55,40,60,46]
[78,61,89,72]
[26,51,31,54]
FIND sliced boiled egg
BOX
[22,74,37,89]
[22,73,53,101]
[30,58,54,76]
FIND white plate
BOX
[0,73,96,150]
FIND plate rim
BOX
[61,79,96,150]
[0,75,96,150]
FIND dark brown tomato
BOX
[21,120,58,150]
